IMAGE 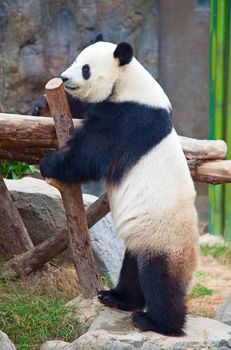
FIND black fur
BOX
[99,251,186,336]
[94,33,104,43]
[132,253,187,336]
[82,64,91,80]
[113,42,133,66]
[40,101,172,184]
[98,250,144,311]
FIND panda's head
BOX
[61,42,133,103]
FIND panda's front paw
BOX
[40,151,60,180]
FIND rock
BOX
[4,177,124,285]
[0,331,16,350]
[40,302,231,350]
[0,0,158,114]
[66,295,104,336]
[4,177,65,245]
[215,293,231,326]
[40,340,70,350]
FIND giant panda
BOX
[40,41,199,336]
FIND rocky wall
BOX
[0,0,158,114]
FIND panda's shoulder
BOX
[85,101,171,128]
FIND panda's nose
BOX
[61,76,69,83]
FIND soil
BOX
[188,255,231,318]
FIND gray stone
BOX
[4,177,66,245]
[215,293,231,326]
[40,340,70,350]
[40,299,231,350]
[66,295,104,336]
[4,177,124,285]
[0,0,158,114]
[0,331,16,350]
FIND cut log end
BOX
[45,78,63,90]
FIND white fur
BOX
[106,129,198,257]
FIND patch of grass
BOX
[101,275,111,288]
[0,160,39,179]
[200,243,231,266]
[189,283,214,299]
[196,270,206,278]
[0,278,79,350]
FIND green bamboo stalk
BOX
[209,0,217,234]
[224,0,231,241]
[209,0,227,236]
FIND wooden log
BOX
[7,193,110,276]
[0,178,34,260]
[45,77,102,298]
[179,135,227,160]
[0,104,34,259]
[189,160,231,184]
[0,147,50,164]
[0,113,227,160]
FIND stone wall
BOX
[0,0,158,114]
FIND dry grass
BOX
[16,254,231,320]
[188,254,231,318]
[19,263,81,301]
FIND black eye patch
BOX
[82,64,90,80]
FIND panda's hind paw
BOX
[98,290,132,311]
[131,310,185,336]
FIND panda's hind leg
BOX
[132,253,187,336]
[98,249,145,311]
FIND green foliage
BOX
[200,243,231,266]
[0,279,79,350]
[0,160,38,179]
[195,270,206,278]
[101,275,112,288]
[189,283,214,299]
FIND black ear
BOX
[94,34,104,43]
[113,42,133,66]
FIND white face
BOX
[61,42,119,103]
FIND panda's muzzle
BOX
[61,76,79,90]
[64,85,79,90]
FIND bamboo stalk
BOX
[208,0,217,235]
[209,0,227,236]
[224,0,231,241]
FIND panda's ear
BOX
[113,42,133,66]
[94,34,104,43]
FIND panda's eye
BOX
[82,64,90,80]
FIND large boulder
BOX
[41,297,231,350]
[0,331,16,350]
[4,177,124,285]
[0,0,158,114]
[215,293,231,326]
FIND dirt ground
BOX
[188,255,231,318]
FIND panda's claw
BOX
[97,290,132,311]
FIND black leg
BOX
[98,249,145,311]
[132,253,186,336]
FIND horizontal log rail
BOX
[0,113,227,159]
[189,160,231,184]
[0,113,231,184]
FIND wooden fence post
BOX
[0,104,34,260]
[45,78,103,298]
